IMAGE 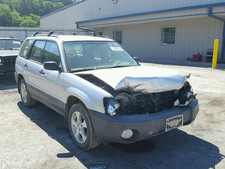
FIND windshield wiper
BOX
[71,68,97,73]
[108,65,134,69]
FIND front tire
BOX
[68,103,101,150]
[19,79,37,107]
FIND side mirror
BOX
[133,57,140,62]
[44,61,61,72]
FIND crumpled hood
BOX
[0,50,19,57]
[77,66,187,93]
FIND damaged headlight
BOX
[104,98,120,116]
[174,81,196,107]
[186,73,191,79]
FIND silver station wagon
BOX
[15,32,199,150]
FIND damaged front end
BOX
[104,81,196,116]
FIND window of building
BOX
[30,41,46,63]
[161,27,176,45]
[43,41,61,65]
[113,31,122,44]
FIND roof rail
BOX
[76,25,96,36]
[101,35,111,39]
[33,32,39,36]
[0,36,15,39]
[33,31,77,37]
[47,31,54,36]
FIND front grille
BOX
[2,56,17,66]
[116,91,177,115]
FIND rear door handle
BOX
[24,63,28,68]
[39,70,45,75]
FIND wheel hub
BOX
[71,111,87,144]
[20,83,27,103]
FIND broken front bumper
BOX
[89,99,199,143]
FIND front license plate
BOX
[165,115,183,132]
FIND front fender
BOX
[62,73,112,113]
[65,86,95,110]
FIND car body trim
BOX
[27,84,65,116]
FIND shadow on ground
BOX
[18,102,224,169]
[0,73,16,90]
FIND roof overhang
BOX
[76,2,225,28]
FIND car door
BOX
[16,39,34,82]
[37,41,64,114]
[25,40,46,98]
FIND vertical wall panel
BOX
[103,18,223,61]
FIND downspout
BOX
[208,7,225,62]
[76,22,96,36]
[222,24,225,62]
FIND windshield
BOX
[0,39,21,50]
[63,41,138,72]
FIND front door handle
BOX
[39,70,45,75]
[24,63,28,68]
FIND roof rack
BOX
[0,36,15,39]
[33,30,77,37]
[101,35,111,39]
[76,26,96,36]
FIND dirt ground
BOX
[0,63,225,169]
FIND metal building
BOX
[40,0,225,62]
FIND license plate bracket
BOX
[165,114,183,132]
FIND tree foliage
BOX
[0,0,78,27]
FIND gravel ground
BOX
[0,63,225,169]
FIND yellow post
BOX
[212,39,219,69]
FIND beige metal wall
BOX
[40,0,225,29]
[87,0,225,19]
[102,18,223,61]
[39,0,225,61]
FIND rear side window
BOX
[43,41,61,65]
[19,39,34,58]
[29,41,46,63]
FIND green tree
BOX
[0,4,12,26]
[11,10,21,26]
[29,0,42,16]
[42,1,55,15]
[0,0,78,27]
[9,0,21,10]
[18,0,31,16]
[20,14,40,27]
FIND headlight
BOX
[104,98,120,116]
[186,73,191,79]
[0,58,2,63]
[174,81,196,106]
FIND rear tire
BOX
[68,103,101,150]
[19,79,37,107]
